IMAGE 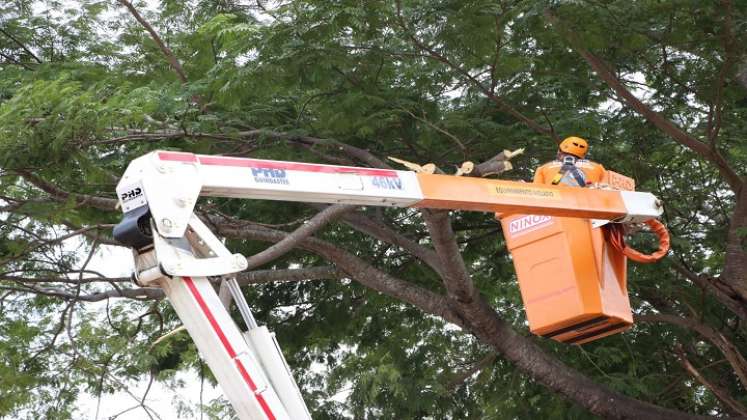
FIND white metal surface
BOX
[245,327,312,420]
[116,151,425,238]
[128,213,310,420]
[618,190,663,223]
[153,228,247,277]
[195,154,423,206]
[117,152,202,238]
[160,275,290,420]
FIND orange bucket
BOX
[499,171,637,345]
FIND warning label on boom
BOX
[491,185,560,200]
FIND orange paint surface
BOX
[414,174,628,220]
[501,215,633,344]
[491,168,637,345]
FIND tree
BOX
[0,0,745,418]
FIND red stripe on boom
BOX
[157,151,398,177]
[158,151,198,162]
[183,276,277,420]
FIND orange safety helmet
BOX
[559,136,588,158]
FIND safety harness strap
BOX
[551,157,587,187]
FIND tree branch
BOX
[545,9,743,192]
[420,209,476,304]
[394,0,557,141]
[117,0,188,84]
[244,204,355,270]
[637,313,747,391]
[446,352,497,392]
[209,214,463,326]
[0,51,34,70]
[14,169,117,211]
[674,345,747,417]
[0,284,163,302]
[236,266,343,285]
[669,260,747,322]
[336,209,445,277]
[0,27,42,63]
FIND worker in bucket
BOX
[533,136,606,187]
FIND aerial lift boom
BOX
[114,150,664,420]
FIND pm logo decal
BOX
[251,168,289,185]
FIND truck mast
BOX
[113,150,668,420]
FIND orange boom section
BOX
[414,173,629,220]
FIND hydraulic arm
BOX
[114,150,664,419]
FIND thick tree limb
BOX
[244,204,354,270]
[210,214,463,326]
[236,266,343,285]
[420,209,476,304]
[415,209,700,418]
[453,296,710,419]
[722,193,747,300]
[117,0,188,84]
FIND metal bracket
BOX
[154,215,248,278]
[132,214,247,286]
[132,214,259,333]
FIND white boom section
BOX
[117,151,423,238]
[130,216,311,420]
[161,275,291,420]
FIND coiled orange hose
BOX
[607,219,670,263]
